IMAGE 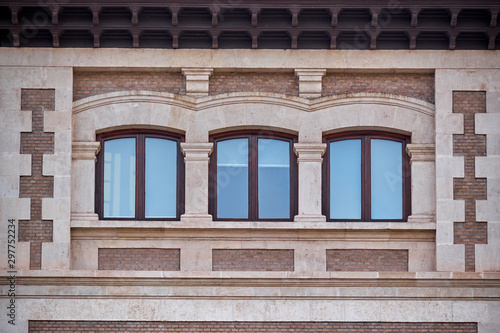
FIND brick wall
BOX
[453,91,488,272]
[322,73,435,103]
[212,249,294,271]
[326,249,408,272]
[18,89,55,270]
[28,321,478,332]
[73,71,186,101]
[209,72,299,96]
[73,71,434,103]
[98,248,180,271]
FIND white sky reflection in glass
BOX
[103,138,136,218]
[330,139,361,219]
[145,138,177,218]
[258,139,290,219]
[217,138,249,218]
[371,139,403,219]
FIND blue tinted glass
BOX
[330,139,361,219]
[217,139,249,218]
[103,138,136,218]
[258,139,290,219]
[145,138,177,218]
[371,139,403,220]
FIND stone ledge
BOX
[2,270,499,289]
[71,220,436,230]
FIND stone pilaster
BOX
[293,143,326,222]
[180,142,213,222]
[71,141,100,221]
[406,143,436,223]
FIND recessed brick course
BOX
[212,249,294,271]
[452,91,488,272]
[28,321,478,332]
[18,89,55,270]
[322,73,435,103]
[73,71,186,101]
[209,72,299,96]
[98,248,181,271]
[326,249,408,272]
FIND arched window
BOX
[323,131,411,222]
[95,130,184,220]
[210,131,297,221]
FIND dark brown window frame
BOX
[322,131,411,222]
[209,130,298,221]
[95,129,185,221]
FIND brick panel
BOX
[212,249,294,271]
[18,89,55,270]
[73,71,186,101]
[29,321,478,332]
[326,249,408,272]
[322,73,435,103]
[452,91,488,272]
[98,248,180,271]
[209,72,299,96]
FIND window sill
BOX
[71,219,436,231]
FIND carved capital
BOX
[181,142,213,161]
[181,68,214,97]
[294,69,327,99]
[294,143,327,163]
[406,144,435,163]
[72,141,100,161]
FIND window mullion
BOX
[136,134,145,220]
[249,135,258,221]
[363,136,371,222]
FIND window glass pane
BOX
[371,139,403,219]
[258,139,290,219]
[330,139,361,219]
[103,138,136,218]
[217,138,249,218]
[145,138,177,218]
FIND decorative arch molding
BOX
[73,91,435,116]
[72,90,434,143]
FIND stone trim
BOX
[182,68,213,97]
[295,68,326,99]
[406,144,435,163]
[72,90,435,115]
[72,141,100,161]
[180,142,213,162]
[293,143,327,162]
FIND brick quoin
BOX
[19,89,55,270]
[28,321,478,332]
[322,73,435,103]
[452,91,488,272]
[73,71,186,101]
[98,248,181,271]
[326,249,408,272]
[209,72,299,96]
[212,249,294,271]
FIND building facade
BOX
[1,1,500,332]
